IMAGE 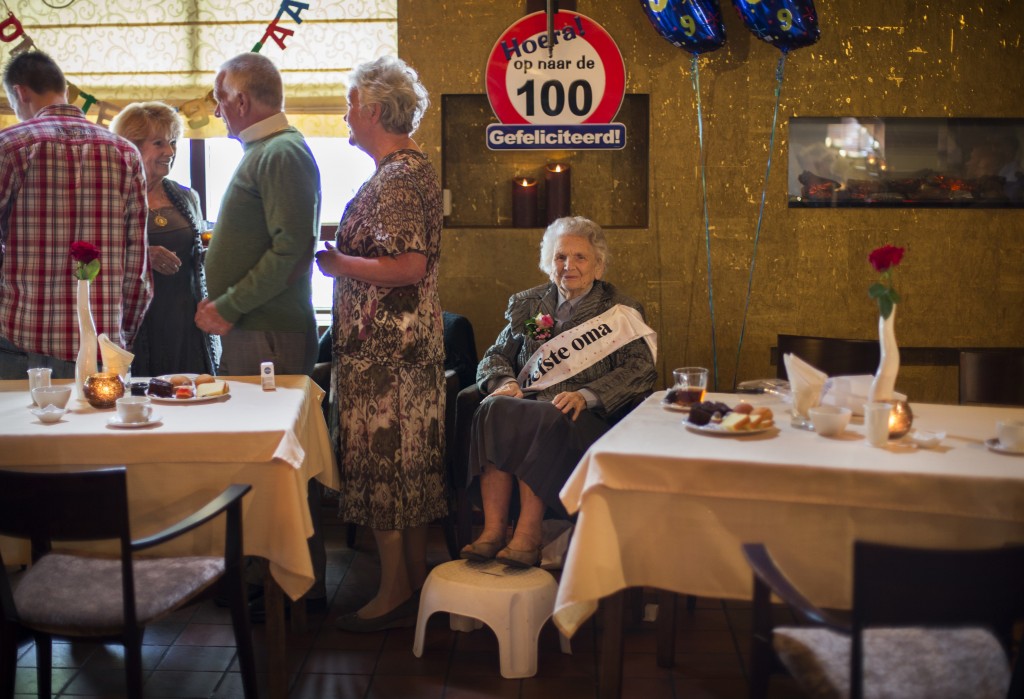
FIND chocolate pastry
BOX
[687,401,732,427]
[148,378,174,398]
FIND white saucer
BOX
[107,414,162,429]
[985,438,1024,456]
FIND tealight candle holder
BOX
[83,372,125,409]
[887,399,913,439]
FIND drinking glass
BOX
[864,402,892,447]
[27,367,52,392]
[670,367,709,407]
[201,220,214,247]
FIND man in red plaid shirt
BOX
[0,51,151,378]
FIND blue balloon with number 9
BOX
[640,0,727,55]
[731,0,820,52]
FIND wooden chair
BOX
[776,334,880,379]
[742,541,1024,699]
[0,467,256,699]
[959,349,1024,406]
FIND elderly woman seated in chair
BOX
[460,216,657,568]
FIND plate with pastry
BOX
[685,403,777,437]
[147,374,230,403]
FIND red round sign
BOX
[486,11,625,126]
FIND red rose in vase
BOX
[70,241,101,281]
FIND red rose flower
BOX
[70,241,100,264]
[868,244,904,273]
[70,242,101,282]
[867,244,905,320]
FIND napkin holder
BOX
[784,354,827,427]
[98,333,134,382]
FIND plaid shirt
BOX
[0,104,151,362]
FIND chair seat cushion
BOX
[14,553,224,636]
[773,626,1010,699]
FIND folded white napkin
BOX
[821,374,907,416]
[783,353,827,418]
[98,333,134,378]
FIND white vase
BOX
[868,304,900,403]
[75,279,99,401]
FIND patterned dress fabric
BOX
[330,149,446,530]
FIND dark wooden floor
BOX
[11,509,805,698]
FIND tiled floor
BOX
[11,509,805,698]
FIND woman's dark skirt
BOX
[468,395,610,517]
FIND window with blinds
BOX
[0,0,397,136]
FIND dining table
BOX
[552,390,1024,698]
[0,374,338,699]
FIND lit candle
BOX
[545,163,571,223]
[887,399,914,439]
[83,371,125,409]
[512,177,538,228]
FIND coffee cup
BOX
[997,420,1024,453]
[116,396,152,423]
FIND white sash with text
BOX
[516,304,657,393]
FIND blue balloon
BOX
[639,0,727,55]
[731,0,820,52]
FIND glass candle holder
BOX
[887,399,914,439]
[83,372,125,409]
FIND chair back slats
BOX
[0,468,131,553]
[853,541,1024,641]
[777,334,880,380]
[959,349,1024,406]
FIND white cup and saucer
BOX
[108,396,161,428]
[986,420,1024,455]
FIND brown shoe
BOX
[495,545,541,568]
[460,538,506,562]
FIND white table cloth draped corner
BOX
[1,375,338,601]
[553,391,1024,638]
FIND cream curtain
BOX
[0,0,396,136]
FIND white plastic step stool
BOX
[412,559,571,678]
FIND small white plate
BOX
[908,430,945,449]
[685,422,777,438]
[107,414,163,429]
[985,438,1024,456]
[31,406,67,423]
[661,401,691,413]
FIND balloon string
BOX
[732,50,787,389]
[691,53,719,391]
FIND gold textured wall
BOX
[400,0,1024,404]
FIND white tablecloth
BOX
[1,375,338,601]
[553,391,1024,637]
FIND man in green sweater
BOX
[198,52,326,618]
[197,52,321,378]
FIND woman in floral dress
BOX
[315,56,445,632]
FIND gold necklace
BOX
[149,208,168,227]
